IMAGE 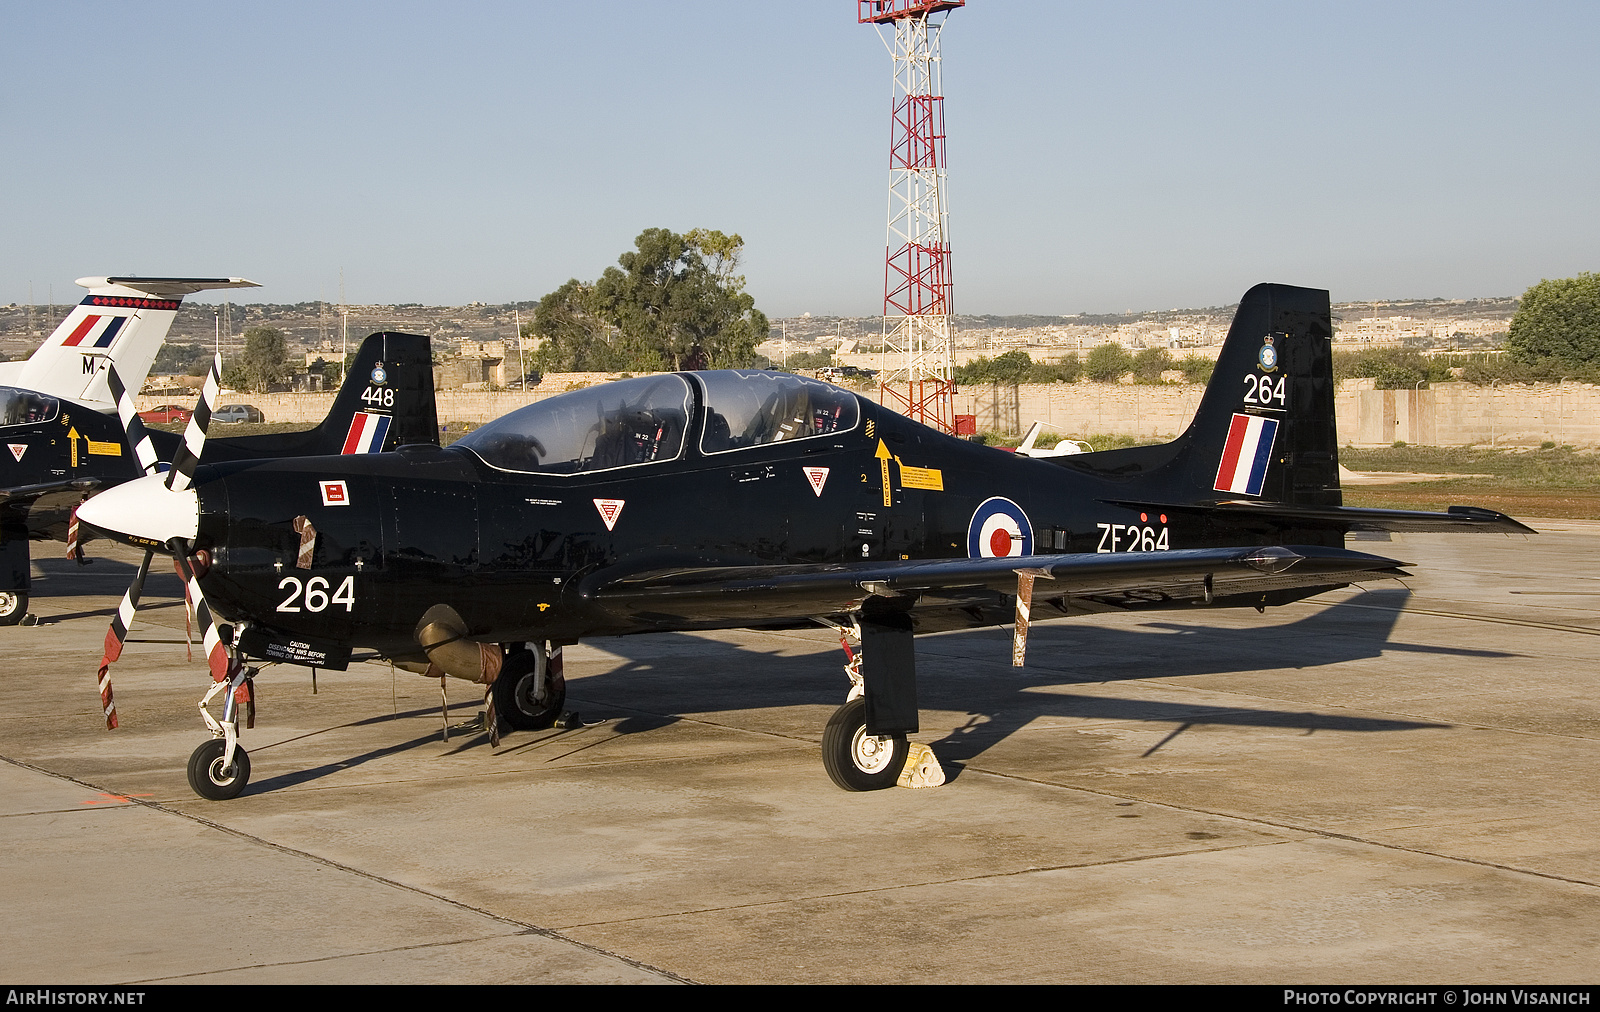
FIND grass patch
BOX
[1342,484,1600,519]
[1339,444,1600,518]
[1340,444,1600,489]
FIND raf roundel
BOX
[967,496,1033,558]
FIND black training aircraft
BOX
[77,283,1533,800]
[1,329,439,622]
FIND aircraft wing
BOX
[0,478,106,540]
[581,544,1409,627]
[1105,499,1537,534]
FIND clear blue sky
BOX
[3,2,1596,316]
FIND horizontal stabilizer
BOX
[1104,499,1538,535]
[79,277,260,297]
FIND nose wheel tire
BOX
[186,739,251,800]
[822,697,909,791]
[0,591,25,626]
[492,649,567,731]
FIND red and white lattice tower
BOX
[861,0,963,434]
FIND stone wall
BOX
[138,376,1600,448]
[1335,380,1600,447]
[881,380,1600,447]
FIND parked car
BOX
[212,404,264,424]
[817,365,877,383]
[136,404,191,424]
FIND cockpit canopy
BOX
[0,386,60,428]
[697,370,857,454]
[454,370,859,475]
[456,374,692,475]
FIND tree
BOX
[527,280,635,372]
[232,326,290,392]
[1506,273,1600,368]
[1131,348,1173,384]
[1030,354,1081,384]
[1333,347,1453,389]
[1085,343,1133,383]
[151,341,207,376]
[310,356,343,386]
[953,350,1086,384]
[529,228,768,373]
[766,349,834,373]
[1177,354,1214,384]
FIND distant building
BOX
[435,354,505,390]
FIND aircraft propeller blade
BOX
[83,354,227,728]
[93,550,154,729]
[172,542,239,689]
[65,507,84,563]
[106,363,163,478]
[165,353,220,492]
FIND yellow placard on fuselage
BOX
[898,463,944,491]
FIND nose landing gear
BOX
[187,656,256,800]
[187,738,250,801]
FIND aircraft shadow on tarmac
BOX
[231,587,1517,794]
[242,703,556,794]
[563,587,1511,780]
[28,556,189,622]
[35,561,1514,796]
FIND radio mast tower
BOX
[860,0,963,434]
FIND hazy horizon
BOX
[3,3,1595,316]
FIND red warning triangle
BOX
[802,466,829,497]
[593,498,625,531]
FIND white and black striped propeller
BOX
[80,354,235,728]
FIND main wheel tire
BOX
[822,697,909,791]
[493,648,566,731]
[0,591,26,626]
[186,739,251,801]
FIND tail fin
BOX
[1182,282,1339,506]
[201,332,439,461]
[1059,283,1339,506]
[1087,283,1535,537]
[11,277,259,410]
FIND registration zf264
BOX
[1097,522,1170,553]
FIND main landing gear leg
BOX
[492,642,569,732]
[821,613,944,791]
[189,660,254,800]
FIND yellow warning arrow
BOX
[875,439,893,506]
[67,426,80,467]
